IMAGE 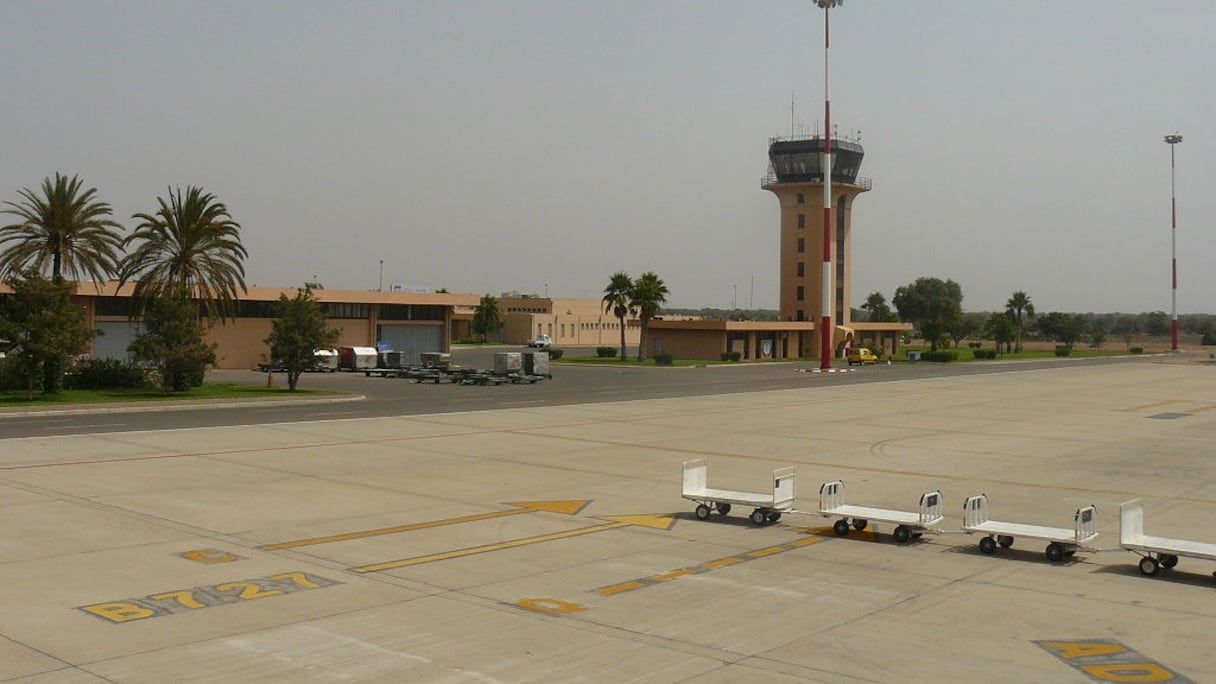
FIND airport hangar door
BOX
[376,324,443,365]
[92,321,143,361]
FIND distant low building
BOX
[0,281,480,369]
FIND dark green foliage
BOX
[631,271,668,362]
[972,349,997,359]
[119,186,247,321]
[1035,312,1089,350]
[653,353,674,365]
[720,351,742,362]
[65,358,151,390]
[128,295,216,392]
[546,348,563,360]
[1201,332,1216,346]
[0,172,125,284]
[921,350,958,362]
[265,284,340,391]
[602,271,635,361]
[893,277,963,351]
[596,346,617,358]
[470,294,502,342]
[1130,347,1144,354]
[0,271,96,398]
[1054,345,1071,357]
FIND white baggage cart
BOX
[1120,499,1216,577]
[961,494,1097,562]
[681,459,795,525]
[818,480,943,543]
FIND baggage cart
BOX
[818,480,943,543]
[1120,499,1216,577]
[961,494,1097,562]
[681,459,795,525]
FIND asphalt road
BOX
[0,347,1152,439]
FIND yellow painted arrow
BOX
[352,514,676,573]
[262,500,591,551]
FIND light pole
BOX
[1165,134,1182,351]
[378,260,384,292]
[816,0,841,369]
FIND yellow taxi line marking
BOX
[597,582,646,596]
[353,521,629,573]
[652,569,695,582]
[262,500,590,551]
[593,533,829,596]
[747,546,786,558]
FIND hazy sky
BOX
[2,1,1212,313]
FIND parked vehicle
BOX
[847,347,878,365]
[526,334,552,349]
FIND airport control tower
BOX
[762,135,870,358]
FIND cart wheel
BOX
[1045,543,1065,563]
[997,535,1014,548]
[716,503,732,516]
[1139,556,1160,577]
[695,504,710,521]
[893,525,912,544]
[852,519,868,531]
[979,536,997,554]
[750,509,768,525]
[833,519,851,537]
[767,512,782,523]
[1161,554,1179,569]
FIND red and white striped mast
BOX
[816,0,841,369]
[1165,133,1182,351]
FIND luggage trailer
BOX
[817,480,944,544]
[681,459,796,526]
[1120,499,1216,577]
[961,494,1097,562]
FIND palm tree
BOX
[602,271,634,361]
[630,271,669,361]
[119,186,248,320]
[1006,290,1035,353]
[0,172,124,284]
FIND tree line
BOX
[0,172,260,396]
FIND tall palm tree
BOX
[602,271,634,361]
[0,172,124,284]
[630,271,669,361]
[119,186,248,320]
[1006,290,1035,353]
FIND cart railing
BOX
[1120,499,1144,543]
[1074,505,1098,541]
[682,460,707,495]
[919,491,944,525]
[819,480,845,511]
[773,466,797,509]
[962,494,989,528]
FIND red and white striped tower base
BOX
[817,0,841,370]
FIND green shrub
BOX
[0,358,26,391]
[65,358,152,390]
[971,349,997,360]
[1054,345,1072,357]
[1201,332,1216,346]
[968,342,983,349]
[547,349,564,361]
[719,351,742,362]
[654,353,674,365]
[922,350,958,362]
[595,346,617,358]
[1130,347,1144,354]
